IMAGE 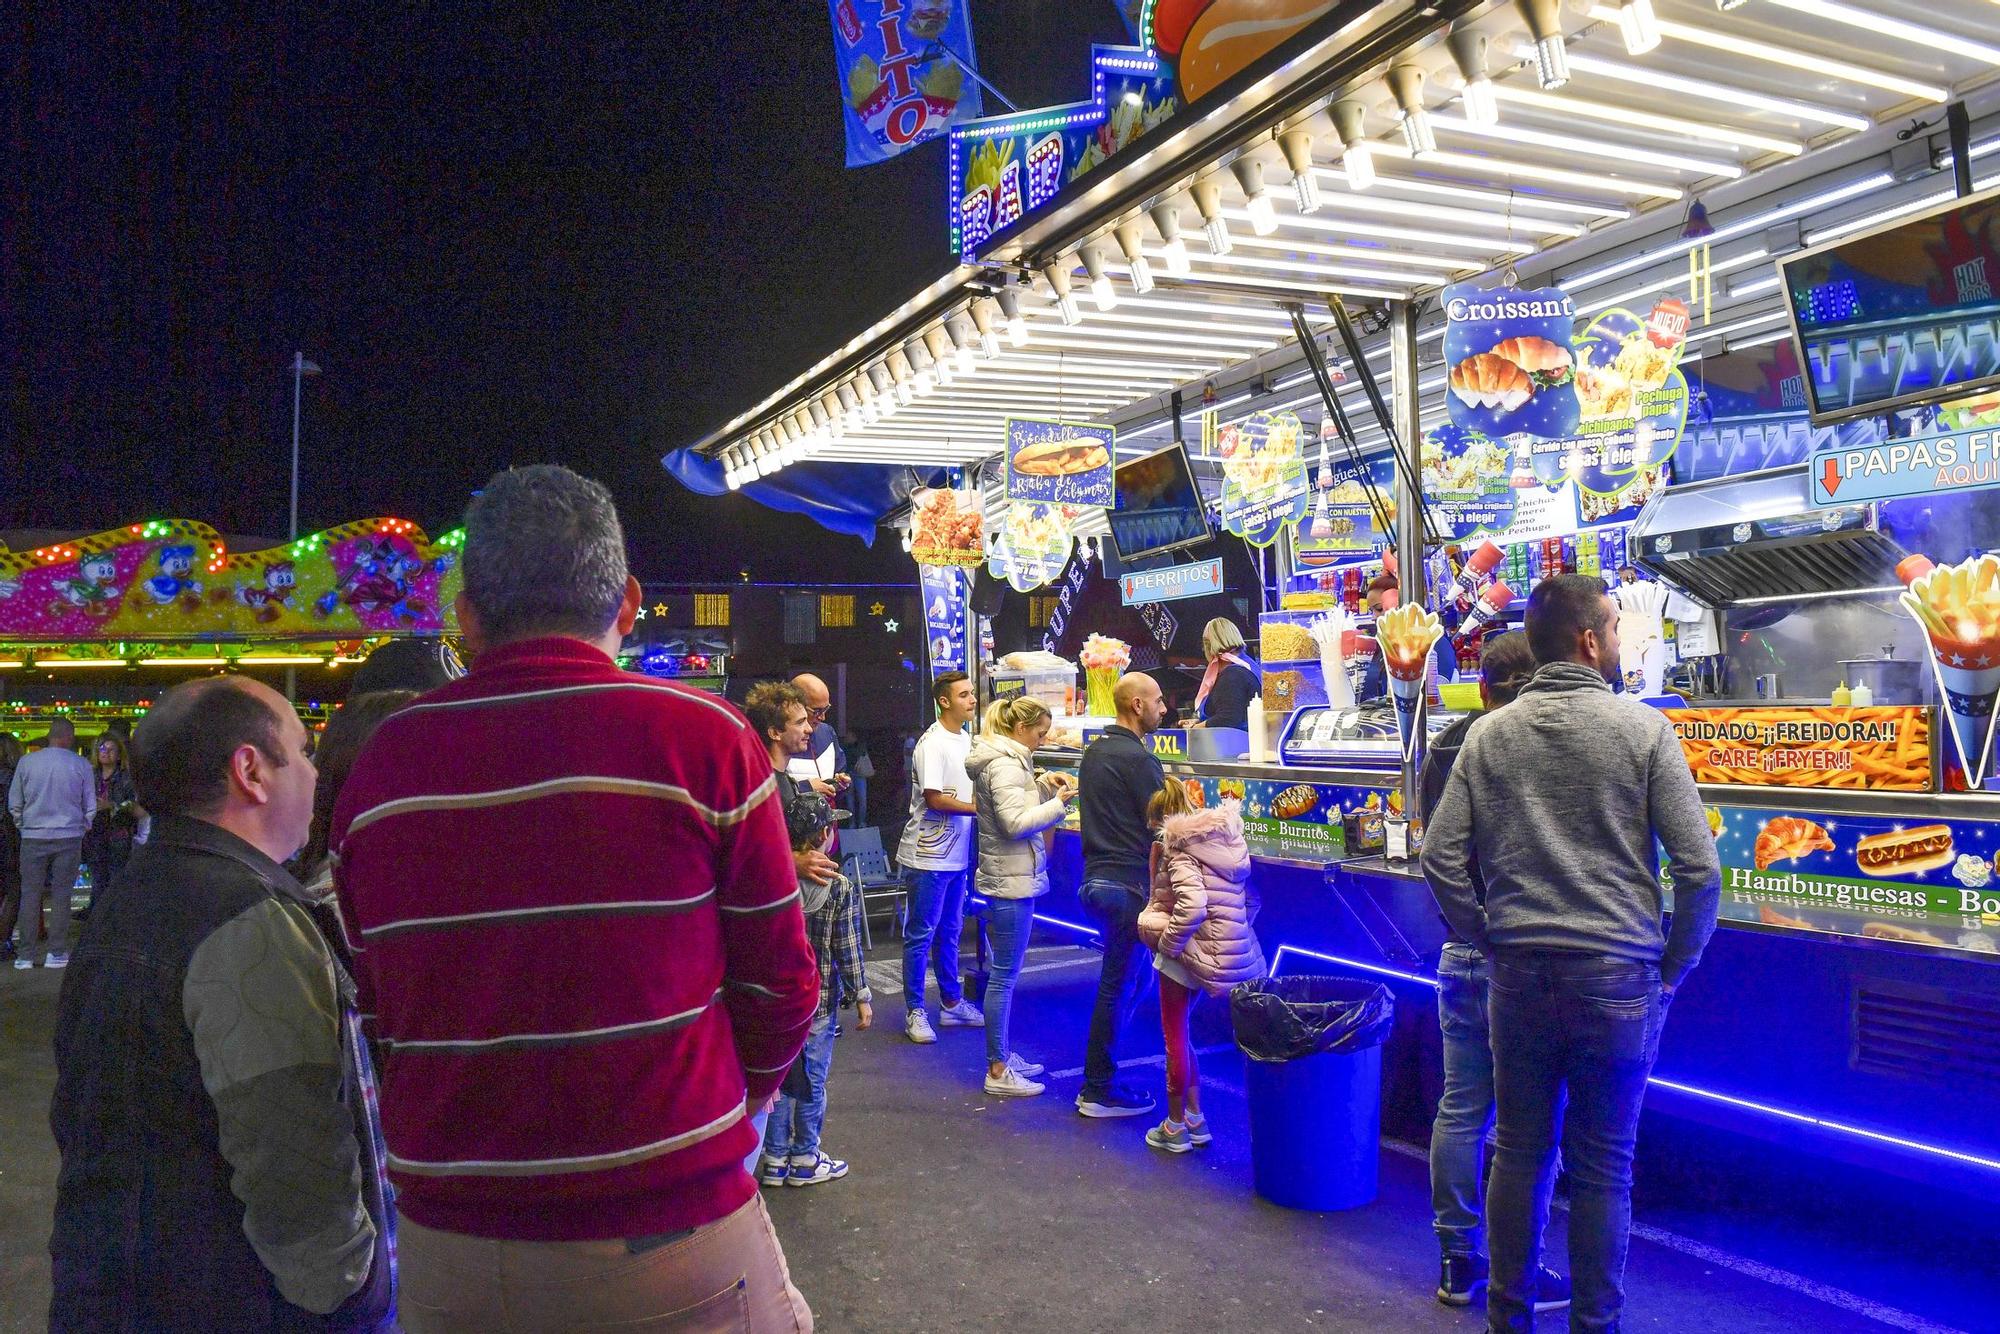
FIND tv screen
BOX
[1780,185,2000,424]
[1107,443,1211,560]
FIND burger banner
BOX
[1005,417,1116,508]
[1217,409,1310,548]
[830,0,984,168]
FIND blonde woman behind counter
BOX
[966,697,1077,1099]
[1188,618,1261,731]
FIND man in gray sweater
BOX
[1421,575,1720,1334]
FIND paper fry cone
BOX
[1897,554,2000,788]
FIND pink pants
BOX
[1160,973,1201,1121]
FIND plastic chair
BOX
[839,826,906,949]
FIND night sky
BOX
[3,2,1127,581]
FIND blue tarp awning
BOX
[662,448,946,545]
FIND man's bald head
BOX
[1112,672,1167,736]
[132,677,293,819]
[791,674,831,713]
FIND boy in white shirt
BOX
[899,672,983,1043]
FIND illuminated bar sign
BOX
[1120,557,1223,606]
[1809,423,2000,507]
[1663,705,1934,792]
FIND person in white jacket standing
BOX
[965,697,1075,1098]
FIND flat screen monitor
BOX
[1780,184,2000,424]
[1107,443,1211,561]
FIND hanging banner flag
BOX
[1005,418,1116,508]
[1217,409,1310,547]
[909,487,985,567]
[919,563,969,675]
[830,0,984,168]
[989,501,1083,592]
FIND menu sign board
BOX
[1663,706,1934,792]
[1006,418,1116,508]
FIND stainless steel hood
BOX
[1628,465,1907,608]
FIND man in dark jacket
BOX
[1415,631,1569,1313]
[1422,576,1721,1334]
[1076,672,1168,1119]
[49,676,394,1331]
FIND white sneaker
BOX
[904,1010,938,1044]
[12,958,32,971]
[44,953,68,970]
[1005,1052,1046,1078]
[984,1066,1046,1098]
[938,999,985,1027]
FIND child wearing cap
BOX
[758,788,872,1188]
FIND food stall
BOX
[669,0,2000,1196]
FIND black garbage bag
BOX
[1230,975,1395,1063]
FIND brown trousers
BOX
[398,1194,813,1332]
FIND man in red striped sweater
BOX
[331,465,820,1331]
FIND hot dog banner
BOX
[1445,283,1688,526]
[1217,409,1310,547]
[830,0,984,168]
[1679,803,2000,955]
[0,518,461,640]
[1005,418,1116,508]
[1665,706,1934,792]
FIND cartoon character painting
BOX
[145,545,205,610]
[238,561,299,624]
[52,553,121,619]
[316,534,453,626]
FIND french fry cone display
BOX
[1377,602,1445,761]
[1897,554,2000,787]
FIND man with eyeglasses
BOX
[788,674,850,804]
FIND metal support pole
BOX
[1389,301,1427,828]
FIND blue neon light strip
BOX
[968,895,1102,940]
[1267,944,2000,1175]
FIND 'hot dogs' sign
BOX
[1663,705,1934,792]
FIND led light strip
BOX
[1249,198,1543,252]
[1543,47,1872,132]
[1758,0,2000,65]
[1018,321,1274,357]
[1359,174,1633,220]
[1374,142,1685,200]
[1487,84,1805,156]
[1152,247,1431,288]
[1562,173,1889,289]
[1267,945,2000,1174]
[1053,305,1313,340]
[1299,178,1587,236]
[1211,232,1476,274]
[1578,247,1772,312]
[1587,10,1950,102]
[1155,267,1410,302]
[1428,112,1746,178]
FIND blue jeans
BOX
[1079,877,1152,1098]
[763,1015,837,1159]
[1431,943,1493,1260]
[1487,952,1667,1334]
[901,867,970,1014]
[982,896,1035,1065]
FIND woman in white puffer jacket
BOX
[1137,785,1265,1152]
[966,696,1076,1098]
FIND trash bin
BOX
[1231,975,1395,1211]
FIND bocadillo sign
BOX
[1005,417,1116,509]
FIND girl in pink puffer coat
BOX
[1137,789,1267,1153]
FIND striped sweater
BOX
[329,636,818,1242]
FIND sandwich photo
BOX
[1449,336,1575,414]
[1012,435,1111,477]
[1854,824,1955,877]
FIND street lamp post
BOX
[286,353,321,704]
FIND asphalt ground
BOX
[1,939,1987,1332]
